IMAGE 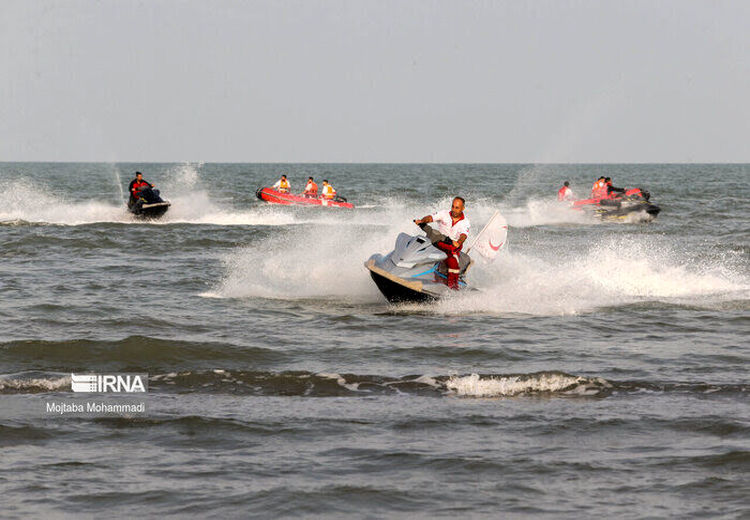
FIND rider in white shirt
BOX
[272,175,291,193]
[413,197,470,290]
[320,180,336,200]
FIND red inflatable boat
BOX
[570,188,660,221]
[256,187,354,208]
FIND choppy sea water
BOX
[1,163,748,518]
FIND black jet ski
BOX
[128,187,170,219]
[572,188,660,222]
[365,211,508,303]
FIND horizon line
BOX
[1,160,749,166]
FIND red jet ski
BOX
[256,187,354,209]
[571,188,660,221]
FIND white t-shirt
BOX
[430,209,470,242]
[321,184,335,197]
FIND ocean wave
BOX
[2,369,747,397]
[0,373,70,393]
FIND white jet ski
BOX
[365,211,508,303]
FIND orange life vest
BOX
[591,179,606,199]
[322,185,336,199]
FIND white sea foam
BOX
[501,198,594,227]
[445,373,611,397]
[1,179,126,225]
[432,236,749,316]
[215,209,748,314]
[317,372,360,391]
[0,374,70,392]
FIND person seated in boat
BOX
[303,177,318,198]
[320,180,336,200]
[604,177,626,198]
[128,171,154,206]
[272,175,291,193]
[413,197,471,291]
[557,181,575,201]
[590,176,607,199]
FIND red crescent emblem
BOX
[489,240,503,251]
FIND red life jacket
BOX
[131,180,150,196]
[590,180,606,199]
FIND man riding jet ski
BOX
[127,171,170,219]
[414,197,471,291]
[365,200,508,303]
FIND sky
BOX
[1,0,749,163]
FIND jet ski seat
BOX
[418,222,473,276]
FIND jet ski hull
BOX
[596,203,660,221]
[256,187,354,208]
[128,187,170,220]
[365,259,439,303]
[572,190,660,222]
[364,231,473,303]
[129,201,170,219]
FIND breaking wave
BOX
[2,369,747,398]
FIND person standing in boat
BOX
[413,197,471,290]
[128,171,154,206]
[320,180,336,200]
[272,175,291,193]
[303,177,318,198]
[557,181,575,201]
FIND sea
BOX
[1,163,748,519]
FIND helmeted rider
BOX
[414,197,471,291]
[272,175,291,193]
[557,181,575,201]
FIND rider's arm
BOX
[453,233,467,248]
[414,215,433,225]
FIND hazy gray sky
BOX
[1,0,748,162]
